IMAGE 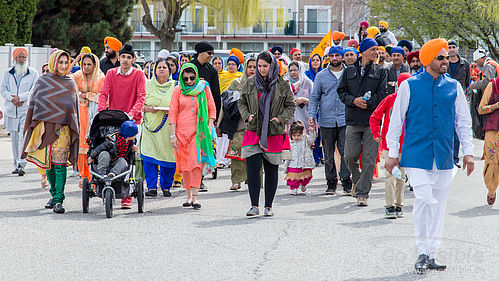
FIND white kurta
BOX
[386,75,474,258]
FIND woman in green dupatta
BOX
[141,59,177,197]
[169,63,217,209]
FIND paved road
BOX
[0,136,497,281]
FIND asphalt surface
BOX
[0,136,497,281]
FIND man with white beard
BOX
[1,47,39,176]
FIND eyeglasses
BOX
[182,76,196,82]
[206,51,214,55]
[436,55,450,61]
[227,62,237,66]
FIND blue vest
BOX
[400,71,457,170]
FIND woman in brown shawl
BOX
[22,50,79,214]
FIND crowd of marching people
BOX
[1,18,498,273]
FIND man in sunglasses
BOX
[385,38,474,273]
[191,41,221,192]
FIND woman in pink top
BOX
[169,63,216,209]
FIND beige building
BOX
[130,0,369,60]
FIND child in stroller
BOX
[87,120,138,208]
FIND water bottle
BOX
[392,166,402,180]
[362,91,372,101]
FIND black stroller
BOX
[81,110,144,218]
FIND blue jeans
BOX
[143,160,176,190]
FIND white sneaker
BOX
[290,189,298,195]
[300,185,307,192]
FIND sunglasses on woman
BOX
[183,76,196,82]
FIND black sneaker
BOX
[162,189,172,197]
[11,168,18,174]
[385,207,397,219]
[18,167,25,176]
[199,181,208,192]
[341,178,352,195]
[395,206,404,218]
[145,189,157,197]
[325,180,337,195]
[53,203,65,214]
[45,198,55,209]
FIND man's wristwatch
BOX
[170,135,176,139]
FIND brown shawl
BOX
[22,72,79,166]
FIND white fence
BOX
[0,44,53,123]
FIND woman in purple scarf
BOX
[238,51,295,217]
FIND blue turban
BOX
[359,38,378,53]
[328,46,344,57]
[390,46,405,57]
[119,120,138,139]
[397,40,413,52]
[344,47,359,57]
[271,46,283,54]
[226,55,240,67]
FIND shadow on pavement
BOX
[193,217,262,228]
[450,204,499,218]
[340,217,393,228]
[343,271,427,281]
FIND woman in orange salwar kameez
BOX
[71,53,105,188]
[169,63,217,209]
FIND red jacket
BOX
[369,92,404,152]
[98,67,146,124]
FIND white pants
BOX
[5,115,26,169]
[406,162,456,259]
[216,134,231,166]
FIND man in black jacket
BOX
[386,46,410,94]
[191,41,221,120]
[447,40,471,167]
[338,38,388,207]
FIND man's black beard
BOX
[330,61,342,68]
[106,51,117,59]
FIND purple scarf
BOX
[255,52,279,150]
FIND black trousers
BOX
[246,153,278,208]
[321,126,351,184]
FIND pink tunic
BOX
[169,85,217,173]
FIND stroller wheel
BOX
[212,167,218,179]
[105,189,113,218]
[82,177,90,213]
[137,177,144,213]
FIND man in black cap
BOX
[191,41,221,121]
[191,41,220,192]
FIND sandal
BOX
[41,176,49,188]
[230,183,241,191]
[173,181,182,188]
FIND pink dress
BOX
[169,86,216,188]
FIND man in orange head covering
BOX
[386,38,474,273]
[100,36,122,74]
[1,47,39,176]
[332,31,345,46]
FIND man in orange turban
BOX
[229,48,244,64]
[101,36,122,74]
[385,38,474,273]
[332,31,345,46]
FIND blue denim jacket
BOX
[308,67,346,128]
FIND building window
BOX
[193,8,203,32]
[306,7,329,34]
[207,8,216,28]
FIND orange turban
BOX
[419,38,449,66]
[378,46,386,53]
[13,48,28,59]
[366,27,380,38]
[332,31,345,41]
[104,36,122,53]
[229,48,245,64]
[379,21,388,29]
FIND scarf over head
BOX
[22,50,79,166]
[255,52,280,150]
[218,60,243,93]
[179,63,216,168]
[304,54,323,82]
